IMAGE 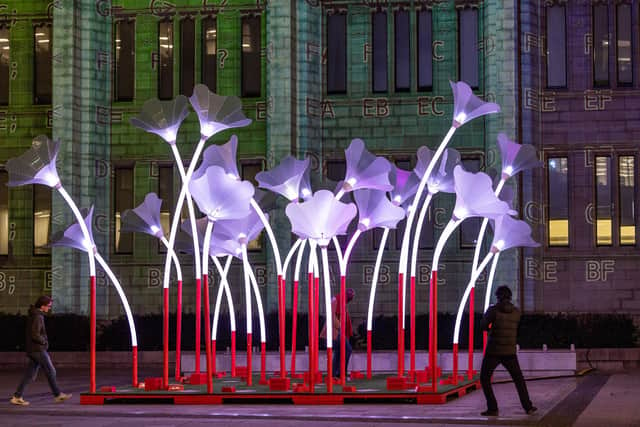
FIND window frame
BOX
[158,19,174,100]
[180,16,195,97]
[617,154,637,246]
[0,170,9,256]
[416,8,433,92]
[0,23,10,105]
[594,155,613,246]
[114,18,135,102]
[33,184,51,256]
[241,14,262,98]
[371,9,389,93]
[592,4,610,87]
[157,163,174,254]
[394,9,410,92]
[326,11,347,95]
[33,21,52,105]
[458,7,479,90]
[545,4,567,89]
[113,164,135,255]
[201,15,217,93]
[546,156,570,247]
[616,3,633,86]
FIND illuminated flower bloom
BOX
[415,147,460,194]
[129,95,190,144]
[450,80,500,127]
[256,156,311,202]
[192,135,240,180]
[497,133,542,178]
[342,139,393,192]
[189,84,252,138]
[188,166,254,222]
[491,214,539,252]
[388,165,420,208]
[49,206,95,252]
[452,165,516,221]
[353,189,405,232]
[285,190,357,247]
[6,135,61,188]
[177,217,209,253]
[121,193,165,238]
[212,210,266,246]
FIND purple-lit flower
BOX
[299,163,313,201]
[496,133,542,178]
[121,193,165,238]
[415,147,460,194]
[129,96,190,143]
[6,135,61,188]
[189,84,252,138]
[450,81,500,128]
[491,214,539,252]
[342,139,393,192]
[192,135,240,180]
[256,156,310,202]
[285,190,357,247]
[388,165,420,207]
[188,166,254,222]
[49,206,95,252]
[452,165,516,221]
[177,217,209,253]
[212,210,266,245]
[353,189,405,231]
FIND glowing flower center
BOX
[150,225,160,234]
[494,239,505,250]
[393,195,401,204]
[504,165,514,176]
[361,218,370,228]
[454,112,467,123]
[346,177,357,186]
[301,188,311,198]
[453,207,469,220]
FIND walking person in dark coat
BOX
[479,285,536,417]
[10,296,72,406]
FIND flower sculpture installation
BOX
[256,156,311,202]
[50,207,139,387]
[189,165,254,391]
[449,214,539,383]
[129,96,190,143]
[5,135,100,392]
[211,210,268,384]
[286,190,357,392]
[395,81,500,377]
[120,192,185,380]
[336,138,393,200]
[426,165,515,390]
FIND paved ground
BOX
[0,366,638,426]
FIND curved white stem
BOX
[332,236,344,268]
[453,252,494,344]
[471,178,506,273]
[160,236,183,282]
[283,238,304,280]
[410,193,434,278]
[340,229,362,275]
[398,126,457,302]
[212,255,235,340]
[431,219,462,273]
[171,143,202,281]
[335,188,345,201]
[320,247,333,346]
[483,252,501,312]
[367,227,390,331]
[162,136,207,295]
[57,186,96,276]
[245,259,266,343]
[293,239,307,283]
[202,221,214,278]
[250,198,282,275]
[242,245,252,336]
[94,252,137,347]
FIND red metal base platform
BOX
[80,373,480,405]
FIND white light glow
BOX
[301,188,311,198]
[160,129,177,142]
[200,122,216,137]
[504,165,513,176]
[226,172,239,180]
[42,171,59,187]
[284,186,297,201]
[455,112,467,123]
[346,177,357,186]
[83,239,93,250]
[393,195,401,204]
[361,218,370,228]
[150,225,160,234]
[454,207,468,219]
[495,239,505,250]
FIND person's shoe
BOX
[54,393,72,403]
[526,406,538,415]
[481,409,499,416]
[10,396,30,406]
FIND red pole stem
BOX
[195,277,201,374]
[291,280,299,375]
[175,279,182,381]
[90,275,96,393]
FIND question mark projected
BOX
[218,49,228,69]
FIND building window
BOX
[372,10,388,93]
[157,165,173,253]
[33,22,52,105]
[593,5,609,86]
[327,12,347,94]
[114,166,134,254]
[618,156,635,245]
[616,4,632,85]
[326,159,346,183]
[202,16,217,93]
[180,17,195,96]
[460,158,482,248]
[33,185,51,255]
[548,157,569,246]
[0,171,8,255]
[158,20,174,100]
[546,5,567,88]
[416,9,432,91]
[458,8,479,89]
[241,15,261,98]
[595,156,612,245]
[115,19,135,101]
[241,160,263,250]
[394,9,410,92]
[0,25,9,105]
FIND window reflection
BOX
[327,12,347,94]
[158,20,174,100]
[616,4,632,85]
[595,157,612,245]
[546,5,567,88]
[548,157,569,246]
[459,8,479,89]
[34,23,52,104]
[33,185,51,255]
[593,5,609,86]
[0,25,9,105]
[202,16,217,92]
[114,167,134,254]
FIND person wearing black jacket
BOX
[479,286,536,417]
[10,296,71,406]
